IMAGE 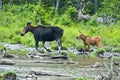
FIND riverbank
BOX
[0,42,120,80]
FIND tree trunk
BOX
[55,0,59,14]
[77,10,116,24]
[0,0,2,12]
[10,0,13,5]
[94,0,98,13]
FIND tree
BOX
[93,0,98,13]
[55,0,60,14]
[0,0,2,11]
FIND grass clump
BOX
[7,49,28,56]
[75,77,93,80]
[0,71,16,80]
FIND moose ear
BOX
[27,22,32,26]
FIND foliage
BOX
[2,0,120,18]
[98,0,120,18]
[0,2,120,53]
[0,44,5,50]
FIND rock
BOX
[115,76,120,80]
[0,60,15,65]
[113,60,119,65]
[2,54,15,58]
[96,50,105,58]
[1,47,15,58]
[114,68,120,76]
[26,74,38,80]
[50,56,68,60]
[90,62,103,68]
[31,70,71,77]
[99,71,112,80]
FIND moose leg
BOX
[83,44,87,55]
[97,42,102,48]
[57,39,62,54]
[87,44,91,59]
[42,41,51,52]
[35,41,44,53]
[87,44,91,53]
[35,41,39,51]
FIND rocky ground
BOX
[0,42,120,80]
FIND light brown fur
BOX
[76,32,102,50]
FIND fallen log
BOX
[114,68,120,76]
[50,56,68,59]
[99,71,112,80]
[89,62,103,68]
[0,60,15,65]
[34,60,78,64]
[78,10,116,24]
[2,54,15,58]
[31,71,71,78]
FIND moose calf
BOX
[76,32,102,50]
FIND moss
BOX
[0,71,16,80]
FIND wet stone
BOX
[0,60,15,65]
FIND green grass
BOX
[1,22,120,50]
[0,4,120,56]
[0,44,5,50]
[0,71,16,80]
[0,43,28,56]
[7,49,28,56]
[75,77,93,80]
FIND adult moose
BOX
[76,32,102,51]
[20,22,64,53]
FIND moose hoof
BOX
[47,49,52,52]
[38,50,45,53]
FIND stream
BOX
[0,42,120,80]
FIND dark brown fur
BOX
[20,22,63,53]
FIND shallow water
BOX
[0,57,106,80]
[0,42,120,80]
